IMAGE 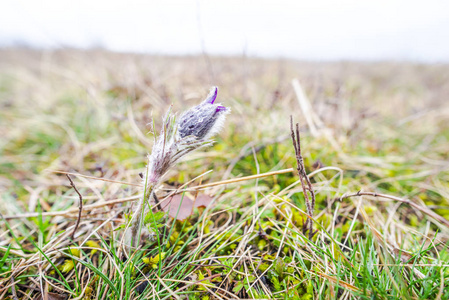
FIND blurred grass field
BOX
[1,48,449,299]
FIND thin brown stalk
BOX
[66,174,83,240]
[290,116,316,239]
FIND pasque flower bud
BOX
[145,86,229,186]
[177,86,229,140]
[128,86,230,247]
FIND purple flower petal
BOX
[177,86,229,139]
[204,86,218,104]
[215,106,227,114]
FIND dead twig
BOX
[66,174,83,240]
[341,191,449,228]
[290,116,316,239]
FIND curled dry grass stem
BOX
[3,168,296,220]
[341,191,449,227]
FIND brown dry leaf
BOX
[161,194,213,220]
[162,194,193,220]
[193,194,213,208]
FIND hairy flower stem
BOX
[129,182,154,248]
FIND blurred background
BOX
[2,0,449,61]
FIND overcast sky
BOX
[1,0,449,61]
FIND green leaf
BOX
[271,276,282,291]
[144,211,165,225]
[232,282,244,293]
